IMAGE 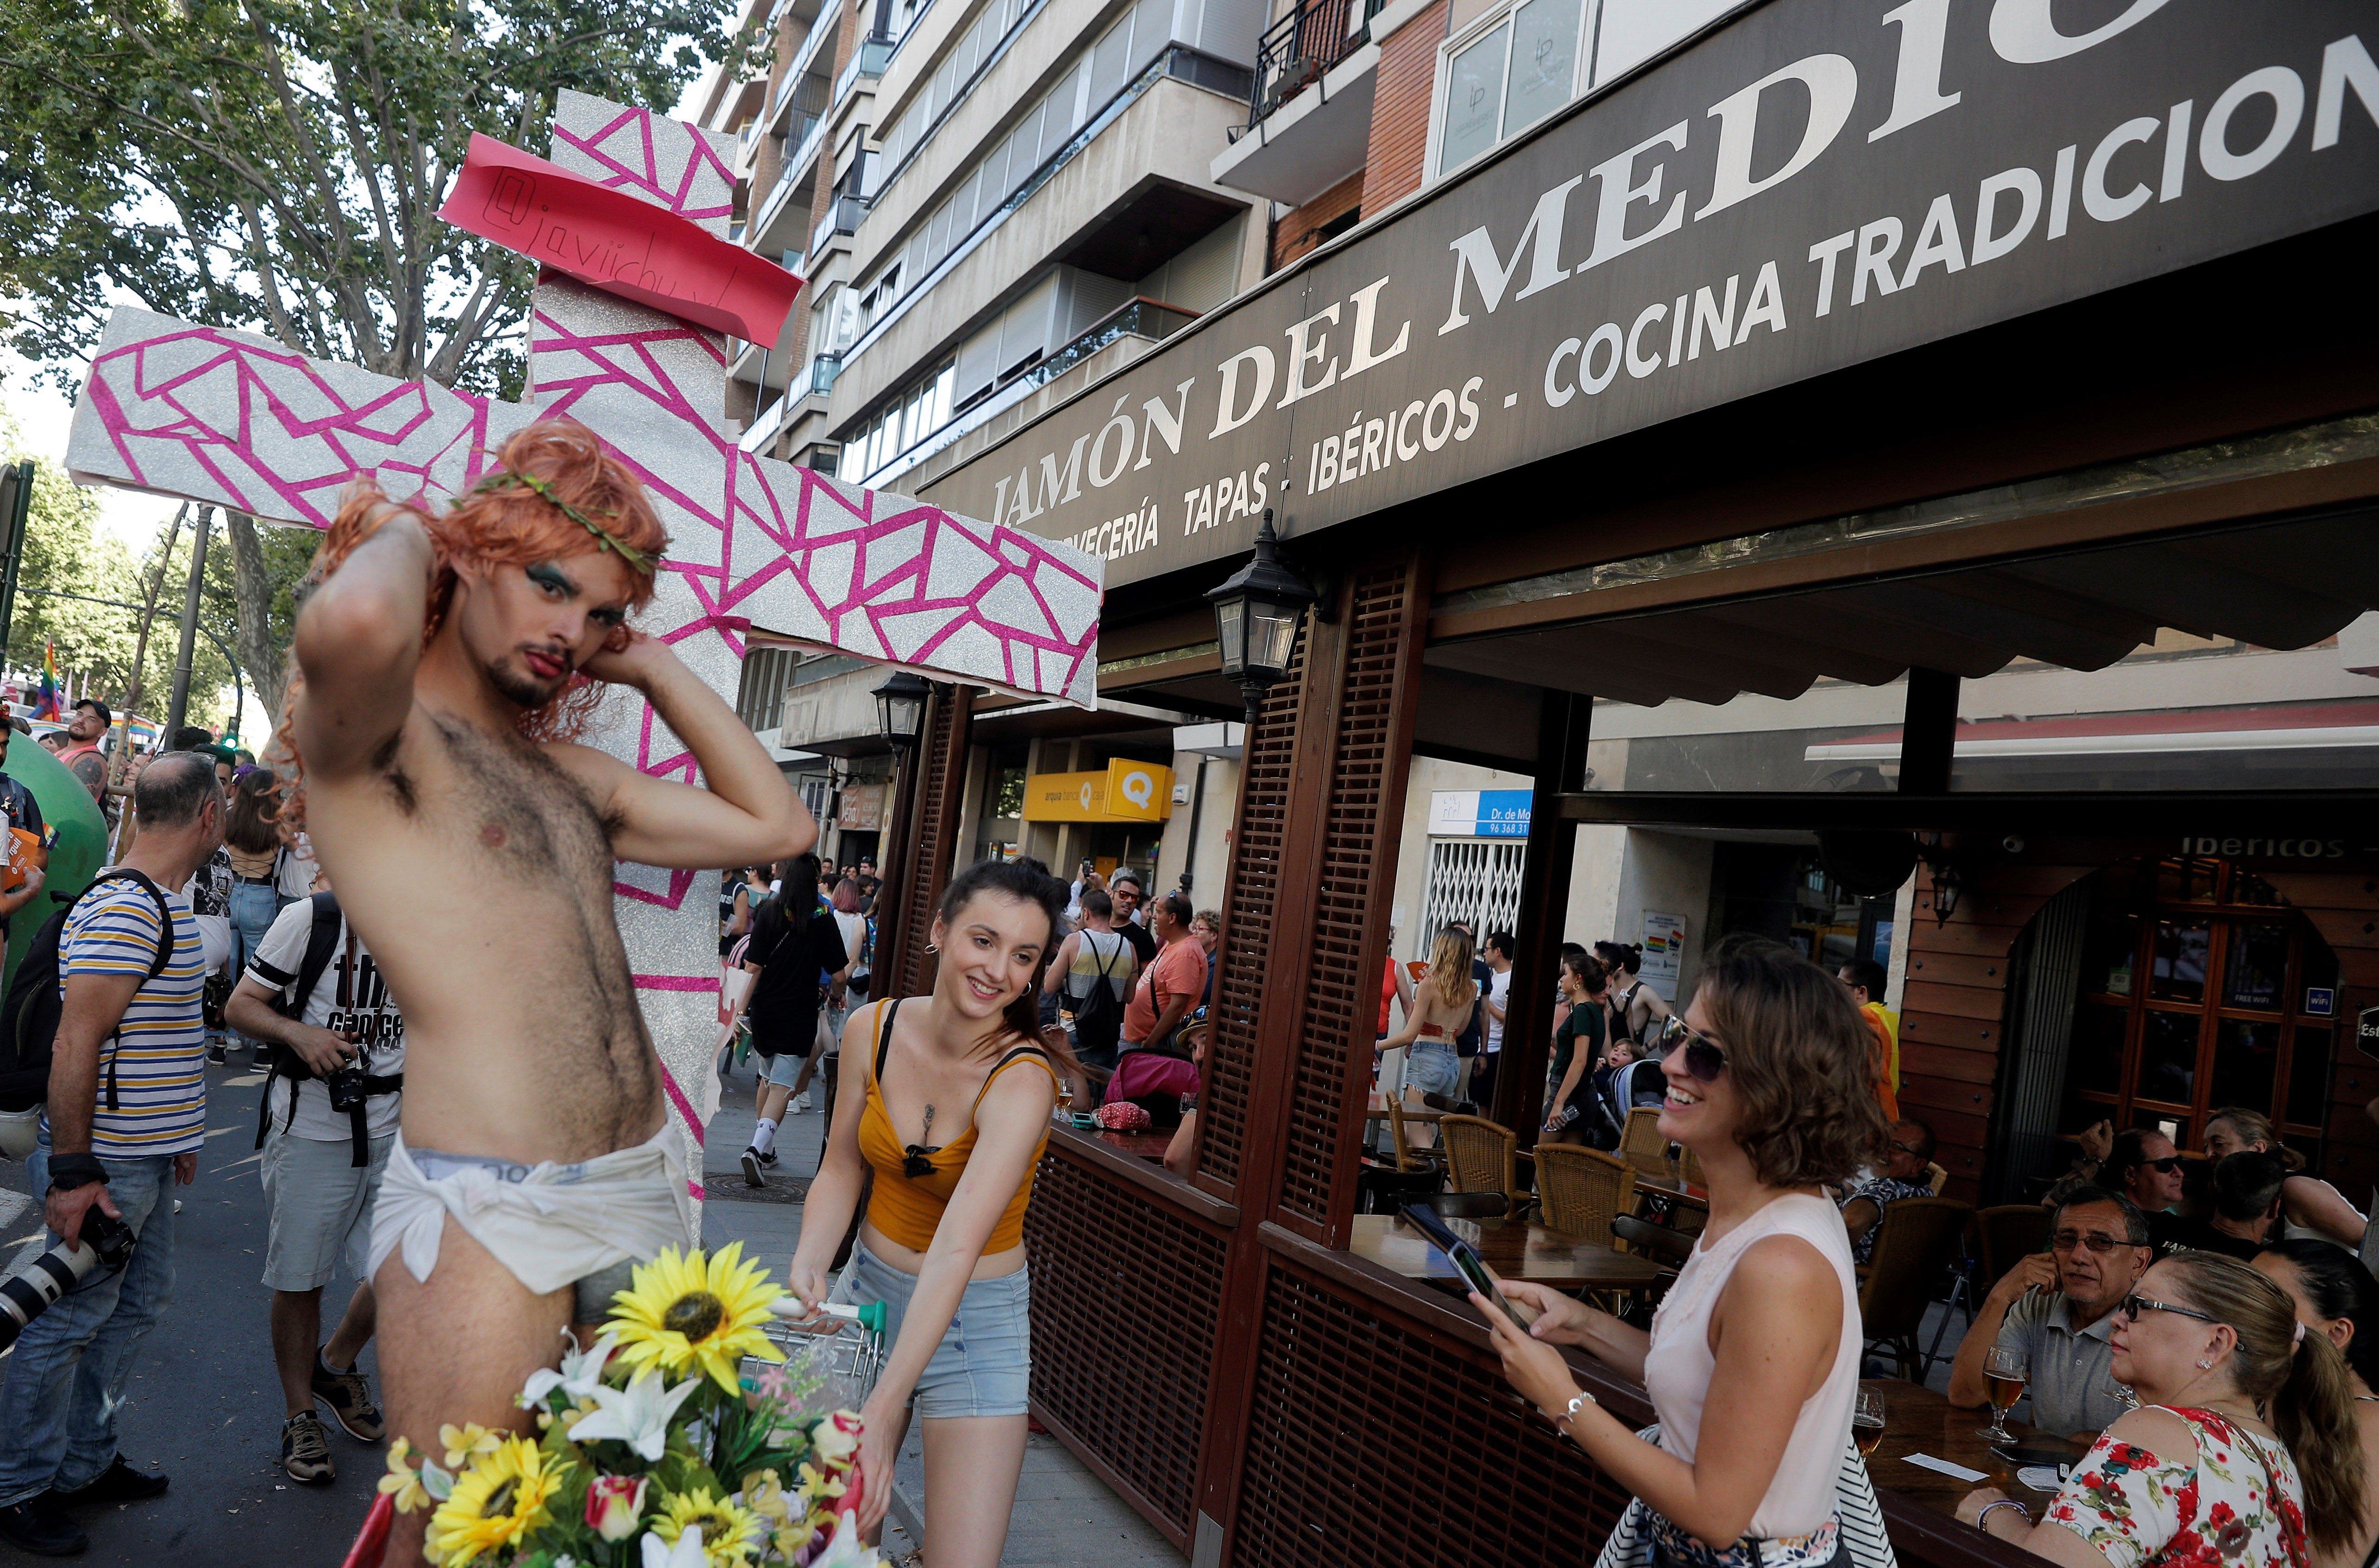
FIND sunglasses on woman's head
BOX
[2118,1294,2220,1327]
[1678,1028,1727,1083]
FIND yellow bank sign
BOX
[1021,760,1173,823]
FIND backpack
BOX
[269,892,347,1022]
[1070,934,1127,1058]
[254,893,403,1166]
[0,871,176,1115]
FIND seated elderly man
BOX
[1947,1185,2151,1439]
[1837,1117,1937,1265]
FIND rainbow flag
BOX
[31,641,59,721]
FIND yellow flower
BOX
[610,1243,783,1394]
[423,1437,566,1568]
[378,1437,429,1516]
[743,1468,791,1525]
[652,1485,765,1568]
[557,1396,601,1437]
[772,1517,821,1559]
[437,1421,505,1472]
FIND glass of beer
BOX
[1852,1390,1886,1459]
[1980,1345,2028,1443]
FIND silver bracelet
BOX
[1975,1500,2032,1535]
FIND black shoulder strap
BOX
[873,997,903,1084]
[290,892,344,1013]
[93,869,176,981]
[1092,933,1119,979]
[971,1045,1054,1115]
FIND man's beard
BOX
[487,652,569,711]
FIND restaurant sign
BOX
[920,0,2379,589]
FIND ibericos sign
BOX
[919,0,2379,589]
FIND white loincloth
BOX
[366,1122,693,1298]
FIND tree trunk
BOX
[225,508,289,714]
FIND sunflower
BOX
[652,1484,766,1568]
[422,1436,567,1568]
[609,1243,783,1394]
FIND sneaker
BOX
[757,1149,779,1170]
[0,1494,85,1556]
[740,1146,765,1187]
[312,1354,384,1442]
[51,1455,168,1507]
[794,1091,813,1113]
[206,1043,227,1066]
[280,1413,335,1485]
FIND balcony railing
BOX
[785,107,828,188]
[833,33,895,107]
[752,159,811,246]
[787,352,843,404]
[809,193,865,258]
[1028,297,1198,390]
[1241,0,1382,132]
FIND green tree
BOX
[0,0,762,709]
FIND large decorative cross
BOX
[64,91,1105,1204]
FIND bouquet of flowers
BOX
[379,1243,881,1568]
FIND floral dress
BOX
[2042,1407,2308,1568]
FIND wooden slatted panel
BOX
[1277,568,1416,1230]
[891,686,968,1000]
[1201,636,1308,1193]
[1024,1148,1228,1547]
[1235,1264,1633,1568]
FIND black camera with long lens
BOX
[0,1207,135,1352]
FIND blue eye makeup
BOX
[526,563,572,595]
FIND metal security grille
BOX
[1277,566,1419,1232]
[1023,1147,1227,1547]
[1202,629,1307,1194]
[1420,839,1528,957]
[890,686,970,999]
[1235,1264,1635,1568]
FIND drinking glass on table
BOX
[1852,1390,1886,1459]
[1980,1345,2028,1443]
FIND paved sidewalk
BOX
[703,1046,1182,1568]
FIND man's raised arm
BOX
[558,633,816,870]
[291,503,433,779]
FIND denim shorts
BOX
[830,1240,1031,1419]
[1407,1037,1461,1098]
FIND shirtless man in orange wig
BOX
[284,419,813,1557]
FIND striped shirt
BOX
[57,876,207,1158]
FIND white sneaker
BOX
[794,1091,813,1113]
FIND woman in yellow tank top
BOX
[786,858,1078,1567]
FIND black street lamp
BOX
[1206,509,1317,726]
[874,670,931,749]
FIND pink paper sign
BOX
[440,133,801,344]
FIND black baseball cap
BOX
[72,698,111,726]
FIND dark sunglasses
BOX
[2052,1229,2138,1254]
[1678,1028,1727,1083]
[2140,1156,2184,1174]
[2118,1294,2221,1327]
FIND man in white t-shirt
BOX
[1477,931,1515,1109]
[223,876,406,1487]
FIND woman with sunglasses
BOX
[1957,1251,2364,1568]
[2208,1107,2369,1249]
[1476,934,1890,1568]
[2253,1240,2379,1568]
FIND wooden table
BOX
[1631,1173,1707,1208]
[1364,1093,1445,1123]
[1348,1214,1666,1292]
[1094,1129,1174,1161]
[1863,1376,2088,1520]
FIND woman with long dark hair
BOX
[1478,934,1889,1568]
[737,854,849,1182]
[788,859,1081,1567]
[2256,1239,2379,1568]
[1960,1249,2362,1568]
[1596,939,1674,1054]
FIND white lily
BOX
[521,1328,620,1407]
[641,1525,707,1568]
[570,1368,702,1461]
[808,1510,886,1567]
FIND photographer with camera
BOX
[224,869,404,1486]
[0,753,222,1559]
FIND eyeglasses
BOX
[2139,1156,2184,1174]
[2118,1294,2221,1327]
[2052,1229,2139,1254]
[1678,1028,1727,1083]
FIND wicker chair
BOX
[1679,1144,1706,1189]
[1440,1115,1518,1202]
[1620,1106,1672,1178]
[1536,1144,1635,1247]
[1385,1095,1445,1176]
[1859,1196,1974,1380]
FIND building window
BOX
[1432,0,1588,177]
[734,644,800,733]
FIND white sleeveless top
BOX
[1642,1191,1860,1540]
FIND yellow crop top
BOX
[856,999,1057,1254]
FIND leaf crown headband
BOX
[469,461,657,576]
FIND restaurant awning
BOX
[1804,700,2379,763]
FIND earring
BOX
[926,941,939,953]
[2197,1358,2213,1369]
